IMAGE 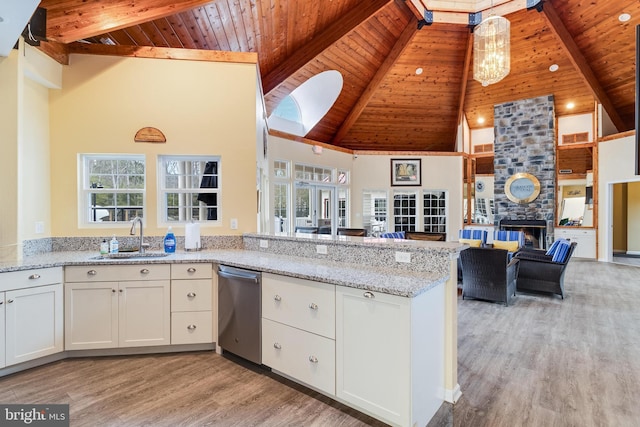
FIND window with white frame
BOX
[158,156,220,223]
[273,160,290,233]
[393,191,417,232]
[423,190,447,234]
[80,154,145,225]
[294,164,333,182]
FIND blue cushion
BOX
[494,230,525,247]
[546,238,568,256]
[551,240,571,263]
[381,231,405,239]
[459,229,488,243]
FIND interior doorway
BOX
[294,183,337,234]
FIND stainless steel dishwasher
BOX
[217,265,262,364]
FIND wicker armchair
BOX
[514,241,577,299]
[460,247,519,306]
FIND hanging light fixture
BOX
[473,3,511,87]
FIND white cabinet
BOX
[0,292,5,368]
[555,228,596,259]
[0,268,64,368]
[65,265,170,350]
[336,284,445,427]
[261,273,336,395]
[170,264,214,345]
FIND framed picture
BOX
[391,158,421,186]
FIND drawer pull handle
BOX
[187,324,197,330]
[140,268,150,274]
[7,299,14,304]
[119,289,123,293]
[363,291,375,299]
[187,292,196,298]
[274,295,282,302]
[28,274,41,280]
[0,301,3,305]
[273,343,282,350]
[187,267,197,273]
[88,270,97,276]
[309,303,318,310]
[112,289,116,293]
[309,356,318,363]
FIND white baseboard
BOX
[444,383,462,404]
[626,250,640,256]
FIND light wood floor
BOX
[1,259,638,426]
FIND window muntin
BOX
[393,192,417,232]
[159,156,220,223]
[294,164,333,183]
[82,155,145,224]
[423,190,447,233]
[273,182,289,233]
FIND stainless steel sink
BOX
[89,252,169,260]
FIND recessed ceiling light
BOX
[567,102,575,109]
[415,67,423,75]
[619,13,631,22]
[549,64,559,72]
[478,117,485,124]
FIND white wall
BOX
[598,134,640,260]
[558,113,593,144]
[470,127,494,150]
[351,154,463,240]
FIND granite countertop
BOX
[0,249,448,298]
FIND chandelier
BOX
[473,15,511,87]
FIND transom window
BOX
[295,164,333,182]
[80,154,145,225]
[158,156,220,223]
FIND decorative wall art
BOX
[391,159,421,186]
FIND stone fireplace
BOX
[493,95,556,248]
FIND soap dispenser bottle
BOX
[109,235,119,254]
[100,239,109,255]
[164,227,176,253]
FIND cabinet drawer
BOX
[262,318,335,396]
[0,267,62,292]
[262,273,335,339]
[171,279,212,312]
[65,264,170,283]
[171,311,213,344]
[171,263,213,280]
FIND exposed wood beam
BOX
[42,0,214,44]
[269,129,354,154]
[540,2,626,132]
[406,0,426,20]
[454,32,473,151]
[262,0,393,95]
[67,43,257,64]
[37,41,69,65]
[332,19,418,145]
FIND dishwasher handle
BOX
[218,265,260,282]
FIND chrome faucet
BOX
[130,217,148,253]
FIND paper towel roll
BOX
[185,223,201,250]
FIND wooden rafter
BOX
[262,0,393,96]
[67,43,257,64]
[42,0,215,44]
[37,41,69,65]
[540,2,626,132]
[332,19,418,145]
[454,32,473,150]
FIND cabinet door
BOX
[5,284,63,366]
[65,282,118,350]
[335,286,410,427]
[0,292,5,368]
[119,280,170,347]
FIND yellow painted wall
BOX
[612,183,627,252]
[0,49,20,259]
[627,182,640,254]
[49,54,258,238]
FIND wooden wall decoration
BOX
[134,127,166,143]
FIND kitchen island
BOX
[0,233,463,427]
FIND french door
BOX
[294,183,337,234]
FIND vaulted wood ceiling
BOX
[38,0,639,152]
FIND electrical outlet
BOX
[35,221,44,234]
[230,218,238,229]
[316,245,328,255]
[395,251,411,263]
[259,239,269,249]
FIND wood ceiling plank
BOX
[150,18,185,49]
[262,0,393,95]
[540,2,627,132]
[42,0,216,44]
[164,14,198,49]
